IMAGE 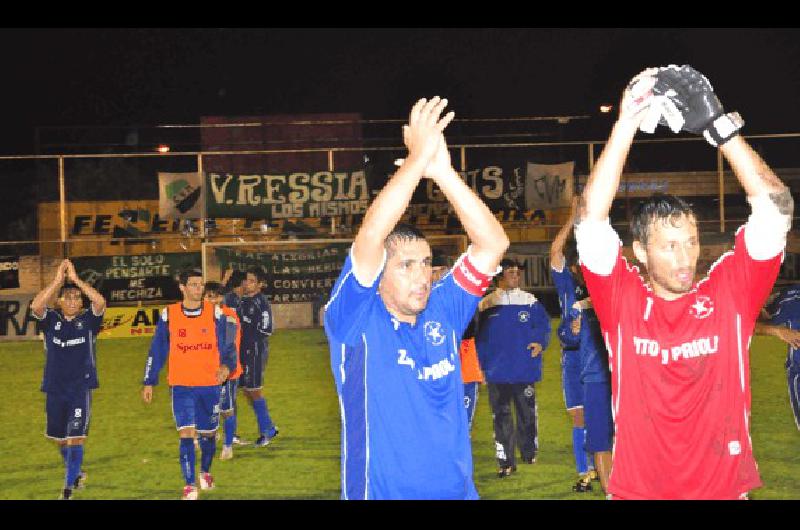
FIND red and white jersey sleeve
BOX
[578,224,783,499]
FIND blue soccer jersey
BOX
[475,288,551,383]
[223,291,241,311]
[324,248,490,500]
[237,293,273,347]
[765,284,800,370]
[36,307,103,393]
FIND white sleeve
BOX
[744,193,792,260]
[574,218,621,276]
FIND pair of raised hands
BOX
[54,259,80,285]
[619,65,743,147]
[395,96,456,180]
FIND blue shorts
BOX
[583,381,613,453]
[789,368,800,431]
[171,385,222,433]
[561,350,583,410]
[239,340,268,390]
[219,379,239,413]
[463,382,479,430]
[45,389,92,440]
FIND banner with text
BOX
[159,172,205,219]
[206,171,370,220]
[525,162,575,210]
[0,256,20,289]
[213,244,350,303]
[72,252,202,304]
[99,306,163,339]
[0,295,40,340]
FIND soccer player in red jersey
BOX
[575,66,794,499]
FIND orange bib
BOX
[167,301,221,387]
[459,337,484,384]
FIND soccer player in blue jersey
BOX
[141,268,237,500]
[759,284,800,430]
[237,266,278,447]
[550,199,595,492]
[476,257,551,477]
[31,259,106,500]
[324,96,509,499]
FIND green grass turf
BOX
[0,324,797,500]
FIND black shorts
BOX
[45,389,92,440]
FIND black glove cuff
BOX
[703,112,744,147]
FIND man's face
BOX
[180,276,205,304]
[243,273,261,296]
[500,266,522,290]
[59,288,83,318]
[379,238,432,322]
[633,213,700,300]
[204,291,222,307]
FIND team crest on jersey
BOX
[55,321,61,331]
[423,321,446,346]
[518,311,530,323]
[75,321,83,330]
[178,328,187,337]
[689,295,714,319]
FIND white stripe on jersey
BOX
[615,324,622,419]
[736,313,745,392]
[340,343,346,384]
[338,393,348,500]
[325,271,353,312]
[362,332,370,500]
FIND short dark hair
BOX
[563,238,579,270]
[224,269,246,290]
[631,193,696,246]
[204,281,223,297]
[59,282,81,298]
[178,268,203,286]
[246,266,265,282]
[385,224,426,257]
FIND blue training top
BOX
[475,287,551,383]
[551,265,585,352]
[35,307,103,393]
[765,284,800,370]
[324,249,480,500]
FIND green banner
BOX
[214,244,350,303]
[206,170,370,220]
[72,252,201,303]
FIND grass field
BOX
[1,323,798,500]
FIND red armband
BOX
[453,253,494,296]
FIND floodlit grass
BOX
[0,324,797,500]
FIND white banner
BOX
[524,162,574,210]
[158,172,205,219]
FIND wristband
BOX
[703,112,744,147]
[453,253,495,296]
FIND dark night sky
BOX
[2,28,800,154]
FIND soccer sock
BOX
[252,398,275,436]
[59,445,68,466]
[65,445,84,489]
[199,435,215,474]
[179,438,196,486]
[224,415,236,447]
[572,427,588,475]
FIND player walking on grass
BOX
[203,282,242,460]
[576,65,793,499]
[324,96,508,499]
[142,269,237,500]
[237,267,278,447]
[476,258,551,478]
[31,259,106,500]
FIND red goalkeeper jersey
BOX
[581,226,782,499]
